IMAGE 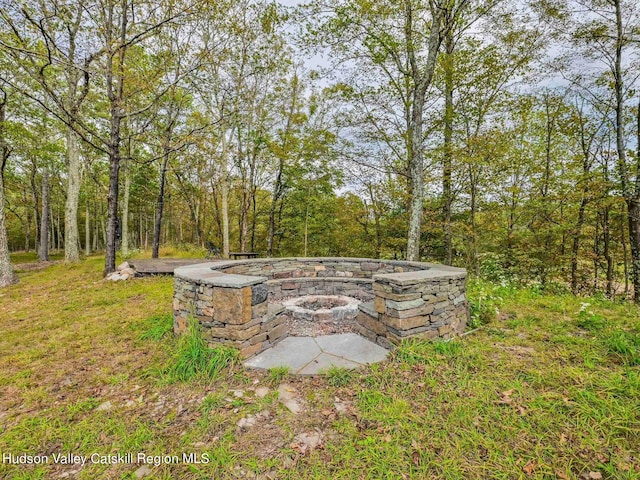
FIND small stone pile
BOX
[105,261,137,281]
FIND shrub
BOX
[467,279,509,328]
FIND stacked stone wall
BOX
[356,270,468,349]
[173,258,469,359]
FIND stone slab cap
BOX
[210,260,240,270]
[209,257,456,270]
[373,267,466,286]
[175,263,267,288]
[267,277,372,284]
[358,301,377,317]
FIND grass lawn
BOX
[0,254,639,479]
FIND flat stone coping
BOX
[373,268,466,285]
[267,277,372,284]
[243,333,389,375]
[176,258,465,288]
[208,257,463,271]
[174,263,267,288]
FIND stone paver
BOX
[314,333,389,365]
[244,337,321,371]
[298,353,362,375]
[244,333,389,375]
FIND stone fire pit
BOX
[173,258,469,363]
[282,295,360,336]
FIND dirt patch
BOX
[13,260,63,272]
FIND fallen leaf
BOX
[523,459,536,475]
[411,450,421,466]
[501,389,515,398]
[588,473,602,480]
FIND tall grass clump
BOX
[166,321,239,382]
[605,330,640,366]
[139,313,174,341]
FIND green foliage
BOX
[325,366,353,386]
[165,322,239,383]
[605,330,640,366]
[139,312,173,341]
[432,340,463,356]
[576,304,607,331]
[267,366,289,385]
[467,278,511,328]
[477,253,511,283]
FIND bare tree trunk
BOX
[622,203,629,297]
[121,157,131,256]
[405,3,443,261]
[56,205,62,252]
[406,94,425,261]
[594,213,600,294]
[103,0,127,275]
[85,201,91,256]
[268,156,284,257]
[220,129,233,258]
[139,204,143,249]
[0,165,16,286]
[304,201,309,257]
[250,185,257,252]
[50,203,55,251]
[221,177,230,258]
[0,89,17,287]
[64,129,81,262]
[628,198,640,301]
[602,206,613,297]
[442,26,454,265]
[93,202,99,251]
[30,160,40,249]
[366,184,383,258]
[469,168,479,275]
[101,206,107,248]
[24,207,31,253]
[570,197,587,294]
[152,147,170,259]
[38,167,50,261]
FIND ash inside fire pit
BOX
[281,295,360,336]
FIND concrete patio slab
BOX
[244,337,321,371]
[298,353,362,375]
[314,333,389,365]
[244,333,390,375]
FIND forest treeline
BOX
[0,0,639,300]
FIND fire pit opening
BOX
[282,294,360,337]
[298,296,349,310]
